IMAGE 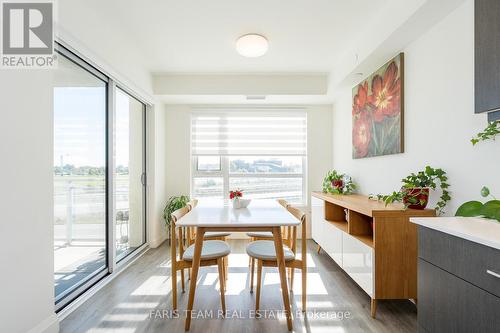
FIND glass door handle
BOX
[141,172,147,186]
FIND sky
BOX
[53,87,133,168]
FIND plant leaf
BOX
[455,201,483,217]
[480,200,500,219]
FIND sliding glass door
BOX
[53,44,148,310]
[115,88,146,261]
[53,53,108,307]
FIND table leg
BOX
[185,227,205,331]
[272,226,293,331]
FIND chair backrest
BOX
[286,205,307,259]
[187,199,198,211]
[170,206,190,261]
[277,199,289,209]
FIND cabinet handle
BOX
[486,269,500,279]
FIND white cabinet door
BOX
[311,196,324,245]
[342,233,374,297]
[311,196,342,267]
[323,220,343,267]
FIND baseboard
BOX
[28,313,59,333]
[149,234,167,248]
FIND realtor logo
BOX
[1,1,55,68]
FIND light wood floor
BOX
[60,240,417,333]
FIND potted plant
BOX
[163,195,190,244]
[456,186,500,222]
[322,170,356,194]
[371,166,451,214]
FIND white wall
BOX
[57,0,153,97]
[332,0,499,215]
[0,3,158,332]
[164,104,333,237]
[148,105,169,247]
[0,72,58,333]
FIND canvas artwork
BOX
[352,53,404,159]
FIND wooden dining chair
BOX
[185,199,230,281]
[246,205,307,312]
[246,199,292,292]
[170,206,231,312]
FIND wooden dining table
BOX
[176,199,301,331]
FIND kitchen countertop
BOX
[410,216,500,250]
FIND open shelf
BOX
[353,234,374,248]
[326,219,348,233]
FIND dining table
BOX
[176,199,301,331]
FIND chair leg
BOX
[187,268,191,281]
[181,268,185,293]
[317,244,321,254]
[224,256,229,281]
[221,258,226,292]
[250,257,255,293]
[255,260,263,312]
[290,267,295,290]
[172,268,177,310]
[301,268,307,312]
[217,258,226,314]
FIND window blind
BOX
[191,111,307,156]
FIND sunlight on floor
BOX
[102,313,150,321]
[115,302,159,309]
[131,275,170,296]
[224,272,251,295]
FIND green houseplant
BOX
[455,186,500,222]
[163,195,190,244]
[371,166,451,214]
[322,170,356,194]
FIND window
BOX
[53,44,148,311]
[191,111,307,203]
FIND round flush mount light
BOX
[236,34,268,57]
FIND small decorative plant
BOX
[229,189,243,200]
[471,120,500,145]
[322,170,357,194]
[455,186,500,222]
[370,166,451,214]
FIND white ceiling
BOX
[110,0,391,73]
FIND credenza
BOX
[311,192,435,317]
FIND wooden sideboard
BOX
[311,192,435,317]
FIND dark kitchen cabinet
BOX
[417,226,500,333]
[475,0,500,118]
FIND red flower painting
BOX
[352,53,404,158]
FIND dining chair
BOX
[185,199,230,281]
[170,206,231,312]
[246,205,307,312]
[246,199,292,292]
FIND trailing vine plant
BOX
[471,120,500,145]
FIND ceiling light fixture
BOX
[236,34,268,58]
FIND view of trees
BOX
[54,165,129,176]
